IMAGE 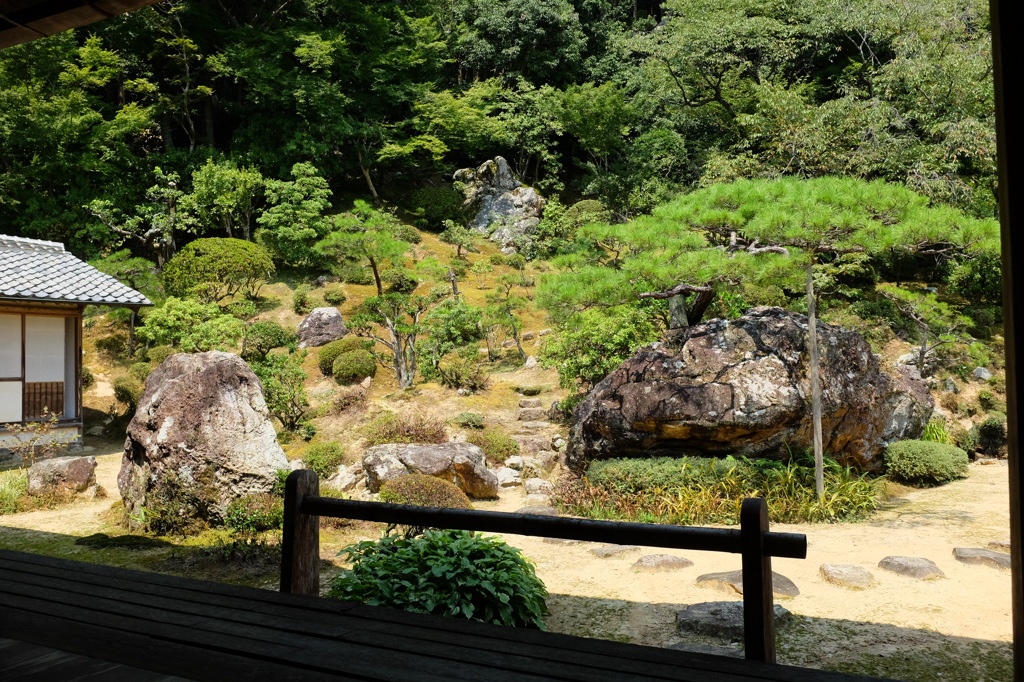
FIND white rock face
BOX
[453,157,545,254]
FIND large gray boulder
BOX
[362,442,499,498]
[27,456,96,496]
[453,157,545,254]
[119,351,287,529]
[568,307,932,472]
[297,307,349,348]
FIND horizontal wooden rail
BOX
[280,469,807,664]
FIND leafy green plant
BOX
[129,362,152,382]
[303,441,346,478]
[241,321,295,362]
[378,474,472,538]
[249,352,310,431]
[0,470,27,515]
[540,307,656,390]
[920,418,954,445]
[318,337,374,376]
[884,440,969,486]
[454,412,485,429]
[162,238,274,302]
[364,412,447,447]
[113,376,144,414]
[465,427,520,462]
[138,297,245,352]
[977,390,1006,413]
[977,414,1007,456]
[332,349,377,385]
[292,284,315,315]
[323,288,348,306]
[329,530,547,629]
[146,345,176,365]
[437,358,488,392]
[224,493,284,535]
[81,365,95,390]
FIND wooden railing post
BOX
[740,497,774,663]
[280,469,320,595]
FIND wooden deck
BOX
[0,549,877,681]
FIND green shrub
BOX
[466,427,520,462]
[437,359,488,392]
[303,441,346,478]
[409,186,465,228]
[95,334,127,358]
[138,297,245,352]
[224,493,284,534]
[540,308,657,390]
[884,440,969,485]
[224,299,259,320]
[920,418,954,445]
[488,253,507,266]
[129,362,152,383]
[379,474,472,538]
[977,413,1007,456]
[0,470,27,515]
[292,284,314,315]
[318,337,373,376]
[952,427,979,454]
[323,288,348,306]
[242,321,294,362]
[454,412,485,429]
[329,530,547,629]
[989,374,1006,394]
[332,350,377,385]
[977,390,1006,413]
[162,238,275,303]
[383,267,418,294]
[336,262,374,285]
[113,376,144,414]
[147,345,176,365]
[392,223,422,244]
[81,366,94,390]
[449,258,469,278]
[364,412,447,447]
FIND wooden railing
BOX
[280,469,807,664]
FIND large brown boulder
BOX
[568,307,932,472]
[27,456,96,496]
[119,351,288,530]
[362,442,499,498]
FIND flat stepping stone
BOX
[518,408,548,421]
[667,642,742,658]
[695,570,799,598]
[590,544,643,559]
[632,554,694,572]
[517,421,553,432]
[878,556,945,580]
[953,547,1011,571]
[518,398,542,408]
[988,540,1010,553]
[515,505,560,516]
[676,602,791,640]
[819,564,875,590]
[542,537,585,546]
[525,493,551,505]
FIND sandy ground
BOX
[1,449,1012,665]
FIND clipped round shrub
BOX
[383,267,418,294]
[884,440,969,485]
[332,350,377,385]
[112,376,144,413]
[323,288,347,306]
[318,337,373,376]
[378,474,472,510]
[364,412,447,447]
[392,223,423,244]
[328,529,547,628]
[977,413,1007,456]
[81,366,95,390]
[242,320,294,362]
[466,427,520,462]
[146,345,176,365]
[224,493,284,534]
[303,441,346,478]
[129,362,152,382]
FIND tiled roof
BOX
[0,235,151,306]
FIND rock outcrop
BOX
[362,442,499,498]
[297,307,348,348]
[27,456,96,496]
[119,351,288,529]
[568,307,932,471]
[453,157,545,254]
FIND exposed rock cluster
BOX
[453,157,545,254]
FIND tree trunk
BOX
[806,261,824,500]
[356,149,381,204]
[668,296,689,329]
[369,257,384,296]
[448,268,459,296]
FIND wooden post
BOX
[280,469,320,596]
[740,498,774,663]
[806,260,824,500]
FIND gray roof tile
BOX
[0,235,151,306]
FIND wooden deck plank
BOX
[0,638,190,682]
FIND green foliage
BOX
[162,238,274,302]
[129,362,152,383]
[977,414,1007,456]
[303,441,346,479]
[139,297,244,352]
[323,288,348,306]
[0,470,28,516]
[81,366,94,390]
[920,418,954,446]
[328,530,547,629]
[383,267,419,294]
[560,456,879,524]
[454,412,485,429]
[884,441,969,486]
[249,352,309,431]
[437,359,489,392]
[241,321,294,362]
[541,308,656,390]
[379,474,473,538]
[292,285,315,315]
[977,390,1006,414]
[146,345,176,366]
[224,494,284,535]
[944,254,1002,304]
[466,427,520,462]
[419,297,484,377]
[113,376,144,414]
[315,201,414,296]
[332,350,377,385]
[256,163,334,266]
[409,186,465,229]
[318,337,374,376]
[95,334,127,359]
[364,412,447,447]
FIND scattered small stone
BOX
[543,537,584,545]
[526,493,551,505]
[973,366,993,381]
[696,570,800,598]
[516,505,559,516]
[878,556,945,580]
[495,467,521,487]
[85,425,105,437]
[953,547,1011,571]
[538,329,552,336]
[524,478,554,495]
[519,398,542,409]
[551,437,567,451]
[632,554,694,572]
[523,355,538,369]
[819,564,875,590]
[667,642,742,659]
[502,340,516,348]
[521,331,535,341]
[518,407,548,421]
[988,541,1011,553]
[676,602,791,640]
[942,377,959,394]
[590,544,643,559]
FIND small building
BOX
[0,235,150,460]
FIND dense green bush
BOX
[323,288,347,306]
[129,362,152,383]
[80,365,94,390]
[292,284,314,315]
[884,440,969,485]
[466,427,520,462]
[95,334,127,358]
[224,299,259,320]
[328,530,547,629]
[383,267,418,294]
[138,297,245,352]
[224,493,284,534]
[303,441,346,478]
[977,414,1007,456]
[558,455,880,524]
[249,352,309,431]
[977,390,1006,413]
[409,186,465,228]
[162,238,274,303]
[392,223,422,244]
[336,262,375,285]
[379,474,472,509]
[242,321,294,362]
[540,308,656,390]
[318,337,373,376]
[146,345,176,365]
[333,350,377,385]
[437,359,488,392]
[364,412,447,447]
[113,376,144,414]
[454,412,484,429]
